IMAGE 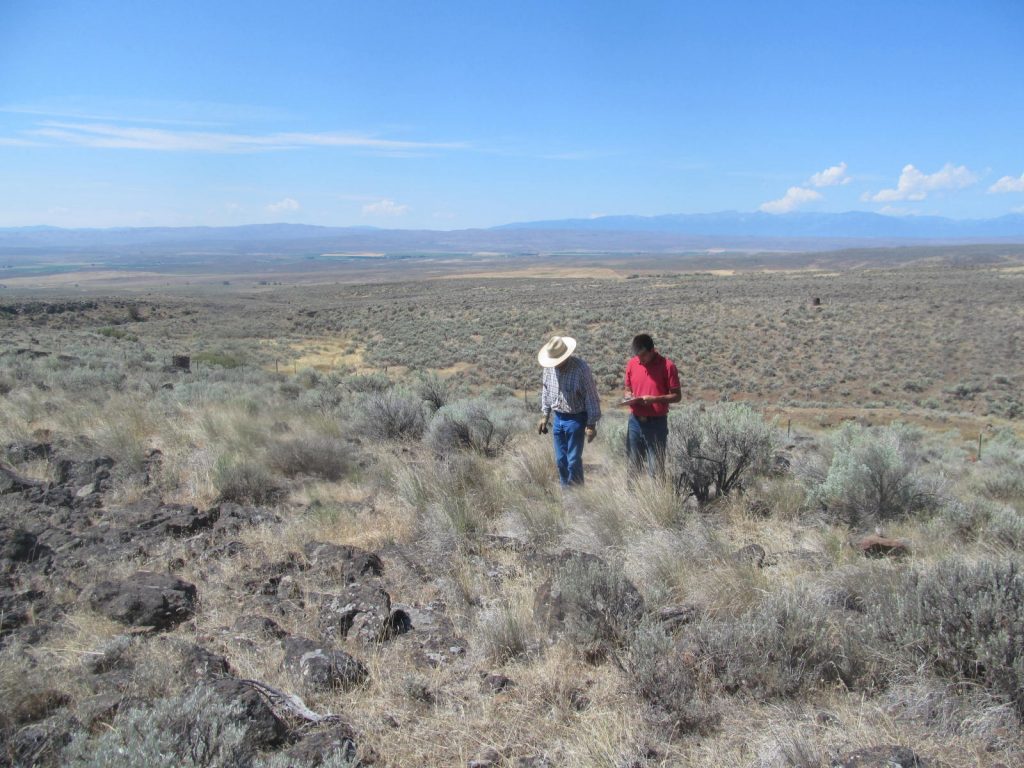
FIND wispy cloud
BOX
[989,173,1024,194]
[808,162,850,187]
[0,136,39,147]
[362,199,409,217]
[759,186,821,214]
[266,198,300,214]
[867,163,977,202]
[24,121,467,154]
[0,104,223,127]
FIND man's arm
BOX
[641,388,681,405]
[582,363,602,426]
[539,369,553,415]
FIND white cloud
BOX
[362,199,409,217]
[0,136,39,146]
[759,186,821,214]
[989,174,1024,193]
[27,121,467,154]
[808,162,850,187]
[266,198,300,213]
[869,163,977,202]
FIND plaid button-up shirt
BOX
[541,356,602,427]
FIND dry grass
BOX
[1,266,1023,767]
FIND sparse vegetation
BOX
[1,261,1022,766]
[808,422,942,527]
[666,402,775,503]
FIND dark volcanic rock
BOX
[282,636,369,691]
[303,541,385,583]
[5,441,53,463]
[481,672,516,693]
[284,724,360,766]
[233,614,288,640]
[81,635,136,675]
[206,678,290,749]
[2,528,51,563]
[732,543,767,568]
[89,572,197,630]
[9,714,78,768]
[657,604,700,630]
[391,602,467,668]
[150,504,220,537]
[177,642,233,680]
[210,502,280,536]
[0,458,46,494]
[316,581,393,645]
[832,745,924,767]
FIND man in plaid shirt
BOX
[537,335,602,486]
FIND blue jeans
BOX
[627,414,668,480]
[553,411,587,486]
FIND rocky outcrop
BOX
[282,636,369,691]
[832,745,924,767]
[88,572,197,631]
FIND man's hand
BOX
[537,417,549,435]
[585,426,597,443]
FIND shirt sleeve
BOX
[582,362,602,426]
[667,359,681,391]
[540,369,553,415]
[624,358,633,391]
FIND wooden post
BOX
[978,433,983,460]
[787,418,791,437]
[275,359,279,374]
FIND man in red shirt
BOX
[624,333,681,481]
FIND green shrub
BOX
[344,372,392,393]
[666,403,774,503]
[415,371,452,413]
[691,588,878,699]
[266,436,353,481]
[627,620,720,736]
[864,558,1024,717]
[549,555,644,655]
[64,684,359,767]
[940,496,1024,548]
[213,454,280,504]
[64,685,250,768]
[359,391,425,440]
[808,422,939,528]
[973,430,1024,502]
[425,399,517,458]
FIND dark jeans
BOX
[627,414,668,481]
[552,411,587,486]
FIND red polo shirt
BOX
[625,352,680,418]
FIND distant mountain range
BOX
[498,210,1024,239]
[1,211,1023,255]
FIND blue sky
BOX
[1,1,1022,229]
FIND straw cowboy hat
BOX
[537,335,576,367]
